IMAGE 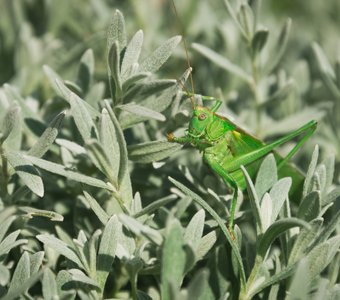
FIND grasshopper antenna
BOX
[171,0,196,108]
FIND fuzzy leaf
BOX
[107,9,126,53]
[119,214,162,245]
[184,209,205,250]
[108,41,122,99]
[0,216,16,243]
[25,155,113,191]
[128,140,182,163]
[242,166,263,233]
[123,79,176,103]
[104,101,133,206]
[7,252,30,295]
[19,206,63,221]
[68,269,99,287]
[252,28,269,54]
[37,234,83,268]
[298,191,321,221]
[83,191,109,225]
[99,108,120,182]
[0,230,27,257]
[117,103,166,122]
[77,49,94,94]
[286,259,309,300]
[255,154,278,200]
[270,177,292,222]
[196,230,218,262]
[140,36,181,73]
[6,151,44,197]
[28,112,65,158]
[260,193,272,232]
[288,218,323,264]
[237,3,254,39]
[85,139,115,181]
[69,91,98,141]
[42,268,58,300]
[97,215,121,290]
[161,219,186,300]
[266,18,292,74]
[303,145,319,197]
[133,194,177,218]
[0,104,21,143]
[258,218,310,258]
[121,30,144,80]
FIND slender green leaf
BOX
[168,177,246,290]
[252,28,269,55]
[184,209,205,250]
[99,108,120,183]
[132,194,177,218]
[140,36,182,73]
[161,219,186,300]
[37,234,83,268]
[83,191,109,225]
[266,18,292,74]
[0,216,16,243]
[196,230,218,262]
[86,139,115,181]
[237,3,254,39]
[24,155,113,191]
[258,218,310,258]
[6,151,44,197]
[97,215,121,290]
[42,268,58,300]
[69,91,98,141]
[0,104,21,144]
[28,112,65,158]
[270,177,292,222]
[68,269,100,288]
[108,41,122,99]
[0,264,10,286]
[7,252,30,295]
[104,101,133,206]
[0,230,27,257]
[77,49,94,94]
[255,154,278,200]
[107,9,126,53]
[303,145,319,197]
[242,166,263,233]
[288,218,323,264]
[286,259,309,300]
[117,103,166,122]
[128,140,182,163]
[298,191,321,221]
[119,214,162,245]
[18,206,63,221]
[121,30,144,80]
[123,79,176,103]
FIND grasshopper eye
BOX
[198,113,206,121]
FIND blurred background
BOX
[0,1,339,298]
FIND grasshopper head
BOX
[188,106,213,138]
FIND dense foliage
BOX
[0,0,339,299]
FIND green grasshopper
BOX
[167,93,317,235]
[168,0,317,237]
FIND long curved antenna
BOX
[176,75,195,108]
[171,0,196,108]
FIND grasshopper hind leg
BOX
[204,153,239,240]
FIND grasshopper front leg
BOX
[167,132,192,144]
